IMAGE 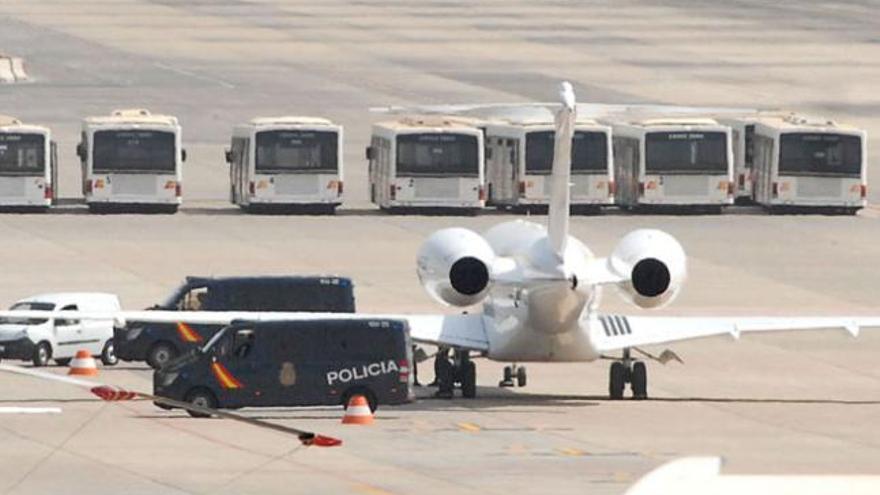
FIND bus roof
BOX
[0,116,51,134]
[752,114,864,134]
[246,116,337,127]
[183,275,353,288]
[373,116,483,132]
[84,108,179,127]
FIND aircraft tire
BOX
[631,361,647,400]
[461,361,477,398]
[609,362,626,400]
[516,366,527,387]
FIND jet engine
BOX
[609,229,687,309]
[417,228,495,307]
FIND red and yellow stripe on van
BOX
[176,322,203,343]
[211,362,244,389]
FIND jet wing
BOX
[592,314,880,353]
[0,310,491,352]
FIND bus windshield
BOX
[396,133,479,177]
[255,130,338,173]
[525,130,608,174]
[0,301,54,325]
[779,133,862,177]
[645,131,728,174]
[93,130,176,173]
[0,133,45,175]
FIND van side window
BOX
[231,329,255,359]
[180,287,209,311]
[56,304,79,326]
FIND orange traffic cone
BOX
[68,350,98,376]
[342,395,374,425]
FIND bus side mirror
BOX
[181,149,188,162]
[224,149,232,164]
[76,142,86,160]
[365,146,374,161]
[485,147,493,160]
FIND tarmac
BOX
[1,1,880,494]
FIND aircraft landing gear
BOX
[433,348,477,399]
[499,364,527,388]
[609,348,647,400]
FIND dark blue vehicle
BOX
[114,276,355,368]
[154,318,413,416]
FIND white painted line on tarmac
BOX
[0,407,62,414]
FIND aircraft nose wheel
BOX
[499,364,527,387]
[608,349,648,400]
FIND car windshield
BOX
[0,301,54,325]
[525,130,608,174]
[645,131,728,173]
[396,133,479,176]
[779,133,862,177]
[255,130,338,173]
[93,130,176,173]
[0,133,45,175]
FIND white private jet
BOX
[2,82,879,404]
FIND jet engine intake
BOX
[610,229,686,309]
[417,228,495,307]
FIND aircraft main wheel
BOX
[609,362,626,400]
[631,361,647,400]
[32,342,51,367]
[434,356,454,399]
[185,388,217,418]
[147,342,177,369]
[101,340,118,366]
[461,361,477,398]
[516,366,527,387]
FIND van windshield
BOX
[645,131,728,174]
[779,133,862,177]
[0,302,55,325]
[0,133,45,175]
[525,130,608,174]
[255,130,338,173]
[93,130,176,173]
[201,327,228,354]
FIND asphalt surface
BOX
[1,1,880,494]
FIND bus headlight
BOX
[159,371,180,387]
[126,326,145,340]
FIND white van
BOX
[0,293,121,367]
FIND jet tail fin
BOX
[548,82,576,257]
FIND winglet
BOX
[548,81,576,258]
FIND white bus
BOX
[751,115,866,214]
[485,117,613,213]
[226,117,343,213]
[0,116,56,209]
[609,118,734,212]
[77,109,184,213]
[367,118,485,212]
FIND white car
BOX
[0,293,120,367]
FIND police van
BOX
[154,318,413,416]
[115,276,356,369]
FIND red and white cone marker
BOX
[341,395,374,425]
[68,350,98,376]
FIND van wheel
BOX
[32,342,51,367]
[55,358,72,366]
[184,388,217,418]
[147,342,177,369]
[342,388,377,413]
[101,340,118,366]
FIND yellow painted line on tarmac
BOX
[558,447,586,457]
[456,422,481,433]
[354,483,394,495]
